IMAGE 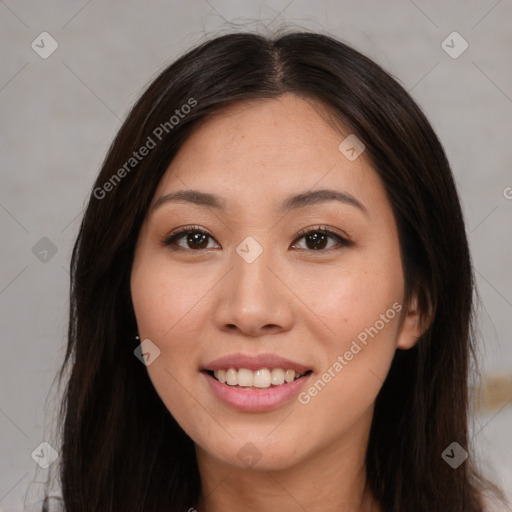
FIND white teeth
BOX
[253,369,271,388]
[212,367,306,388]
[271,368,285,385]
[238,368,253,387]
[226,368,237,386]
[285,369,295,383]
[217,369,226,384]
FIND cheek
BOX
[130,254,211,432]
[131,253,209,342]
[130,251,216,417]
[297,243,404,394]
[303,256,404,345]
[298,293,402,439]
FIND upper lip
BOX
[202,353,312,373]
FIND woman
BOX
[44,31,508,511]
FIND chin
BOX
[199,435,305,472]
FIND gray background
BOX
[1,1,511,510]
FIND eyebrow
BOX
[152,188,367,215]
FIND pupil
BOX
[188,233,208,249]
[307,232,326,250]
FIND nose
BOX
[213,244,295,337]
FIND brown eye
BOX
[162,227,219,251]
[162,226,350,252]
[304,232,329,250]
[291,228,351,252]
[183,232,210,249]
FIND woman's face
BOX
[131,94,421,471]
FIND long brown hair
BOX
[47,30,499,511]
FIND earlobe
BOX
[396,293,430,350]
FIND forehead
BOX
[153,94,386,215]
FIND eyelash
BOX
[161,224,352,252]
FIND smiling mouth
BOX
[203,368,313,389]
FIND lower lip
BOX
[202,371,312,412]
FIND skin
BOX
[130,94,424,512]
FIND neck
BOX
[194,409,380,512]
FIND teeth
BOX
[217,369,226,384]
[285,369,295,383]
[212,368,306,388]
[271,368,285,385]
[253,369,271,388]
[226,368,237,386]
[238,368,253,387]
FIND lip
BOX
[202,353,312,373]
[201,370,313,412]
[201,353,314,412]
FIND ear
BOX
[396,292,431,350]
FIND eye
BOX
[161,225,351,252]
[161,225,219,251]
[290,226,351,251]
